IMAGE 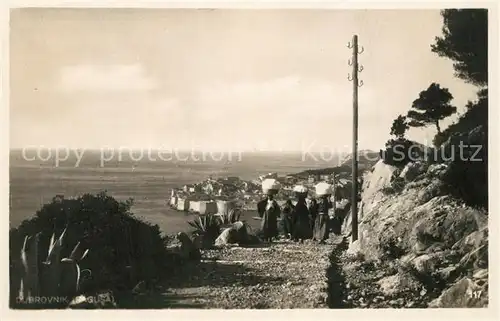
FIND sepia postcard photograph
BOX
[2,1,497,317]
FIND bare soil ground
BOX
[125,235,345,309]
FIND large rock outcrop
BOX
[428,277,487,308]
[342,159,488,307]
[214,221,260,247]
[342,159,397,234]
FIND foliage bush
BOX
[381,186,396,195]
[429,10,488,208]
[380,138,417,167]
[431,9,488,87]
[441,128,488,209]
[433,91,487,147]
[378,233,406,260]
[381,176,406,196]
[9,192,171,298]
[187,214,221,242]
[433,93,488,209]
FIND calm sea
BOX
[9,149,343,234]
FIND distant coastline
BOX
[167,150,379,215]
[9,149,374,232]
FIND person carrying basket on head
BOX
[281,199,294,239]
[291,185,311,242]
[313,182,333,244]
[257,178,281,242]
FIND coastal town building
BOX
[259,172,278,181]
[169,171,355,215]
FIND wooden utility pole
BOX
[332,173,337,215]
[347,35,364,242]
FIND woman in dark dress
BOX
[281,199,294,239]
[292,193,311,242]
[308,198,318,231]
[313,194,332,243]
[257,192,281,242]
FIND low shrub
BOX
[381,138,418,167]
[382,175,406,195]
[9,191,171,302]
[391,177,406,193]
[378,232,406,260]
[440,126,488,209]
[431,93,488,209]
[433,92,487,148]
[381,186,396,195]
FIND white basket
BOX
[262,178,281,193]
[293,185,308,193]
[315,182,333,196]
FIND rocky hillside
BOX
[291,150,379,180]
[339,149,380,170]
[340,159,488,308]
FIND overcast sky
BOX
[10,8,479,152]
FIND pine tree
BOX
[407,83,457,133]
[390,115,409,139]
[432,9,488,87]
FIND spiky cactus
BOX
[17,229,89,309]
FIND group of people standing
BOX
[257,180,336,244]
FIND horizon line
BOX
[9,147,379,154]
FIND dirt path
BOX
[127,236,344,309]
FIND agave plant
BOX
[218,208,242,226]
[16,229,89,309]
[188,214,221,242]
